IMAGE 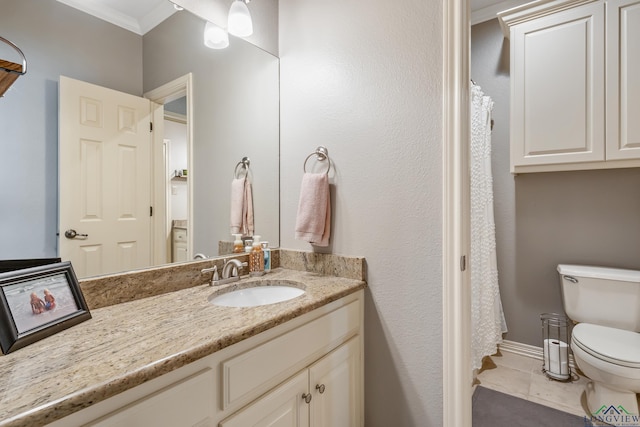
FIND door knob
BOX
[302,393,312,404]
[64,229,88,239]
[315,384,325,394]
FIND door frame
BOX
[443,0,472,425]
[145,73,194,263]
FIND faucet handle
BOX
[201,266,219,283]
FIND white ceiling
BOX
[56,0,532,35]
[56,0,176,35]
[471,0,531,25]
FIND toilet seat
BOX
[572,323,640,369]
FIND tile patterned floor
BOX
[474,350,591,418]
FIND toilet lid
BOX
[572,323,640,368]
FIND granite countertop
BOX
[0,268,365,427]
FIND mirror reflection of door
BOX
[59,76,160,277]
[164,97,189,263]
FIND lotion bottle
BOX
[249,235,264,276]
[232,234,244,253]
[261,241,271,271]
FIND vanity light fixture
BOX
[204,21,229,49]
[228,0,253,37]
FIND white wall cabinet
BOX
[606,0,640,161]
[48,291,364,427]
[500,0,640,173]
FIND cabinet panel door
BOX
[606,0,640,160]
[220,371,309,427]
[511,2,605,168]
[308,337,361,427]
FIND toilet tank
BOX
[558,264,640,332]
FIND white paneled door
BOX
[59,76,153,278]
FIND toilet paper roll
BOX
[543,339,569,377]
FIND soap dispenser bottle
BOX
[249,235,264,276]
[232,234,244,253]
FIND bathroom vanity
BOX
[0,261,365,427]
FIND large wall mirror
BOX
[0,0,279,278]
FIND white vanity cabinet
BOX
[47,290,364,427]
[220,337,360,427]
[500,0,640,173]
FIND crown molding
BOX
[471,0,529,25]
[56,0,176,35]
[497,0,599,37]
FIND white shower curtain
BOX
[470,83,507,371]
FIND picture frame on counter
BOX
[0,261,91,354]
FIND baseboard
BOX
[498,339,577,369]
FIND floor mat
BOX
[472,385,594,426]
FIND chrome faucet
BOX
[222,259,245,279]
[205,259,247,286]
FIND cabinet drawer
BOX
[222,299,360,409]
[89,369,215,427]
[173,228,187,241]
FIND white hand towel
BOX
[230,178,245,234]
[295,173,331,246]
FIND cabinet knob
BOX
[302,393,312,404]
[315,384,325,394]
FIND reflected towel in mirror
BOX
[295,173,330,247]
[230,177,254,236]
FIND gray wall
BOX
[0,0,142,259]
[471,18,640,346]
[280,0,443,425]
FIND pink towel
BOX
[230,178,254,235]
[243,178,254,236]
[295,173,331,246]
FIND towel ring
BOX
[234,156,250,179]
[303,146,331,175]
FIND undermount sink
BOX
[208,281,305,307]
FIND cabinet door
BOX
[174,244,188,262]
[308,337,361,427]
[606,0,640,160]
[220,371,310,427]
[510,2,605,169]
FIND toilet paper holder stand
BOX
[541,313,572,381]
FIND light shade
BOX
[204,22,229,49]
[228,0,253,37]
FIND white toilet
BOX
[558,264,640,424]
